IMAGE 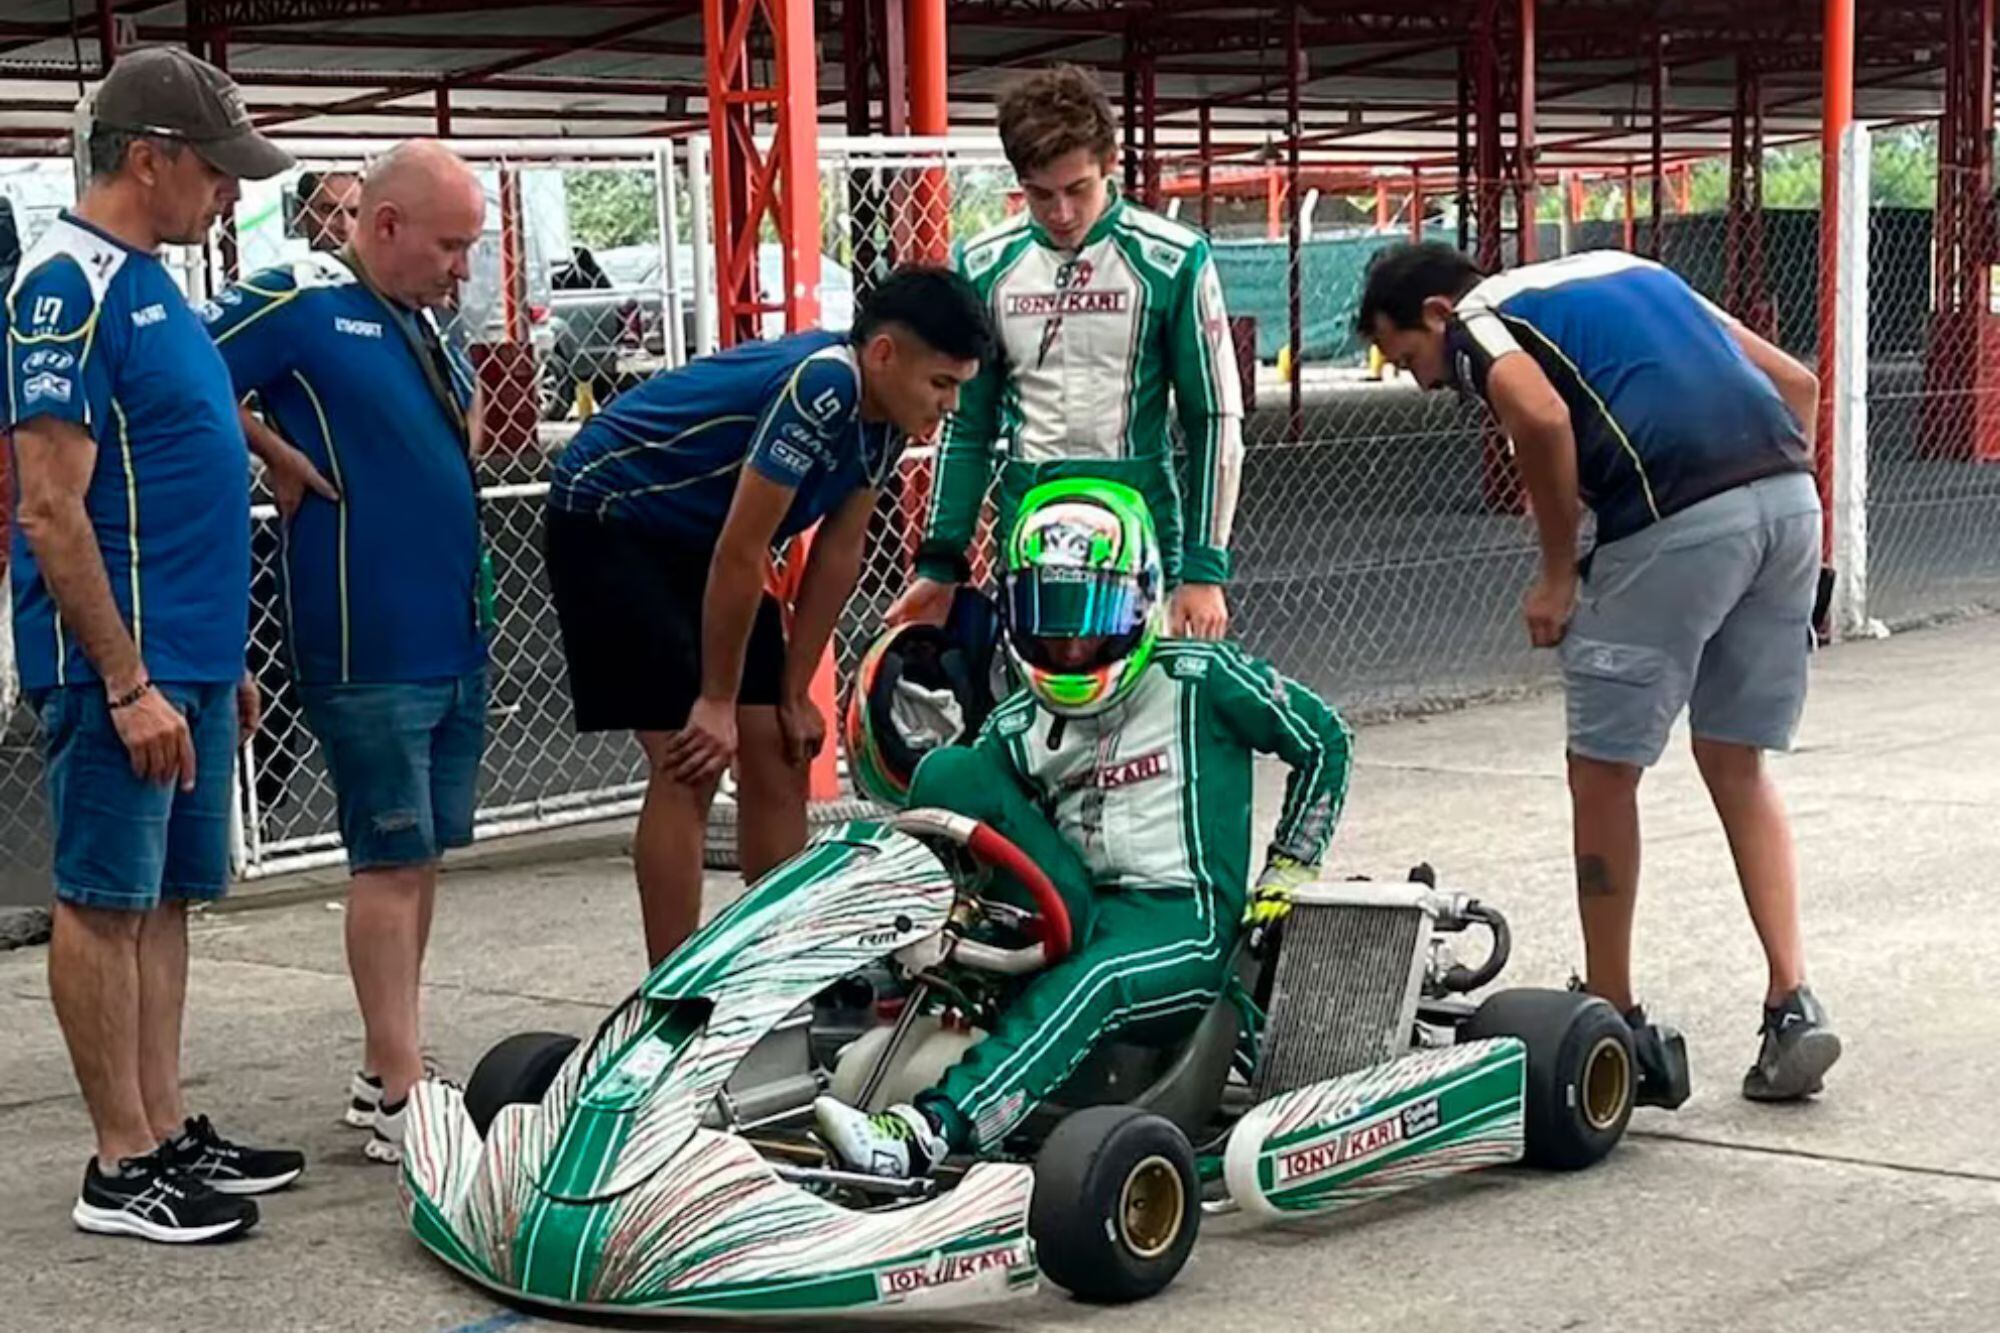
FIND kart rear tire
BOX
[1462,987,1634,1171]
[464,1031,580,1137]
[1030,1106,1199,1305]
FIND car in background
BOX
[534,242,856,420]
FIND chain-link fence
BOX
[1862,146,2000,630]
[7,132,2000,905]
[222,144,703,872]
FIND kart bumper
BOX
[400,1080,1039,1317]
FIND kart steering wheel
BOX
[890,808,1074,965]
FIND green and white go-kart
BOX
[400,809,1637,1318]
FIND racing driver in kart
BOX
[815,479,1355,1178]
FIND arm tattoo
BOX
[1577,854,1617,898]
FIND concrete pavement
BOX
[3,616,1998,1332]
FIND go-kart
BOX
[400,809,1638,1318]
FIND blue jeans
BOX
[34,680,239,912]
[297,670,488,873]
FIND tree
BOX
[566,169,662,249]
[1681,126,1937,212]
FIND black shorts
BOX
[542,506,787,733]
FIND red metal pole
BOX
[1198,104,1213,232]
[1122,22,1139,199]
[704,0,748,345]
[1455,44,1470,250]
[1286,0,1302,440]
[1139,34,1159,208]
[1516,0,1537,262]
[1726,58,1748,312]
[704,0,820,344]
[1814,0,1852,557]
[776,0,821,332]
[500,165,524,343]
[209,23,239,284]
[1649,27,1664,258]
[1374,181,1389,230]
[1473,0,1502,270]
[1622,162,1635,250]
[96,0,117,72]
[1747,65,1769,335]
[906,0,949,263]
[435,86,451,136]
[1411,169,1425,241]
[882,0,907,135]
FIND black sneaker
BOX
[1743,985,1842,1102]
[72,1151,258,1244]
[1565,976,1691,1110]
[1623,1004,1693,1109]
[162,1115,305,1195]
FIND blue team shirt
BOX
[548,331,905,544]
[202,253,485,685]
[1448,251,1813,545]
[4,213,251,689]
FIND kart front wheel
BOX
[1030,1106,1199,1304]
[464,1031,580,1137]
[1462,987,1634,1171]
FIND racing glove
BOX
[1244,853,1317,948]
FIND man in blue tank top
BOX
[545,267,998,964]
[1358,242,1841,1109]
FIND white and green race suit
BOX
[916,190,1246,589]
[903,640,1354,1152]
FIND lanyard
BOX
[338,245,470,448]
[336,247,496,634]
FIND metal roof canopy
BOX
[0,1,1957,167]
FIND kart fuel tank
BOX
[829,1016,987,1111]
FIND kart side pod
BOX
[1222,1037,1527,1222]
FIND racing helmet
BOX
[1001,478,1163,718]
[844,591,1003,807]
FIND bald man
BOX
[203,140,491,1164]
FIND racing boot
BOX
[813,1098,948,1179]
[1568,975,1690,1110]
[1742,985,1842,1103]
[1620,1004,1692,1110]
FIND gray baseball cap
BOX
[91,46,292,181]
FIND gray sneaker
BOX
[1743,985,1842,1102]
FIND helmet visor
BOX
[1005,565,1147,644]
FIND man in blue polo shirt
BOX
[203,139,488,1166]
[6,45,304,1244]
[545,266,997,965]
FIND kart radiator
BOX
[1252,883,1434,1100]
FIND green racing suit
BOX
[915,190,1246,589]
[903,640,1354,1153]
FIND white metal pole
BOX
[688,137,717,357]
[1830,121,1880,639]
[0,571,15,725]
[1557,170,1574,255]
[655,145,687,368]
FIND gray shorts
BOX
[1561,472,1821,768]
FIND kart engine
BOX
[1251,868,1510,1100]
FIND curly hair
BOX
[996,64,1120,176]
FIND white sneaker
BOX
[365,1096,405,1164]
[343,1071,381,1129]
[812,1097,946,1179]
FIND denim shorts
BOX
[35,680,239,912]
[298,670,488,872]
[1562,473,1821,768]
